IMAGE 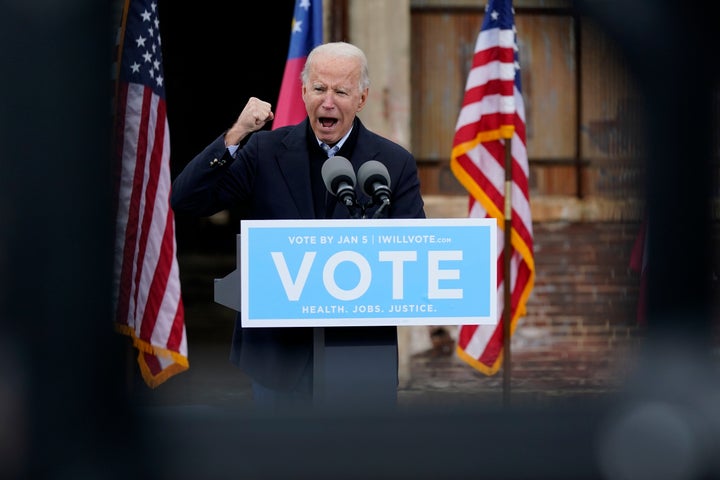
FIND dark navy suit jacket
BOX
[171,118,426,390]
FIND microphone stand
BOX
[370,198,390,219]
[360,197,390,219]
[345,199,363,220]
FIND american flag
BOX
[450,0,535,375]
[273,0,323,129]
[112,0,188,388]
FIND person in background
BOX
[171,42,426,408]
[429,326,455,356]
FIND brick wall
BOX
[411,196,646,392]
[509,221,643,393]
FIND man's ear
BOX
[357,88,368,112]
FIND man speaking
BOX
[171,42,426,408]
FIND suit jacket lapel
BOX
[276,122,315,219]
[347,120,380,168]
[346,121,380,209]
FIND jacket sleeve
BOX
[170,134,242,217]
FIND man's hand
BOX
[224,97,275,146]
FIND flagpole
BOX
[503,137,513,406]
[451,0,533,385]
[114,0,135,394]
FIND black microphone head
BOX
[321,155,356,195]
[357,160,391,197]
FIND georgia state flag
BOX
[273,0,323,129]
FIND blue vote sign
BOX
[240,218,497,327]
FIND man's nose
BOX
[321,94,335,108]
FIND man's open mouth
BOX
[320,117,338,128]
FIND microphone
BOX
[321,155,358,212]
[357,160,392,208]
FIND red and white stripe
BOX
[450,2,535,375]
[113,81,187,387]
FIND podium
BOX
[215,218,497,408]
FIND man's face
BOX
[302,53,368,146]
